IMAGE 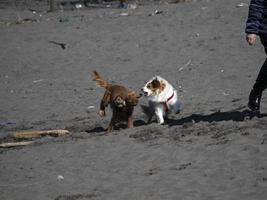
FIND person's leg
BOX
[248,87,263,111]
[253,58,267,92]
[248,34,267,111]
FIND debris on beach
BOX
[0,141,34,148]
[154,10,163,15]
[75,3,83,9]
[119,12,129,17]
[13,129,70,139]
[33,79,44,83]
[177,162,192,170]
[49,41,67,49]
[178,60,192,71]
[236,2,248,8]
[148,10,163,16]
[0,129,70,149]
[57,175,64,181]
[222,92,230,96]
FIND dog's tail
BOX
[92,70,111,89]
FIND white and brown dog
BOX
[141,76,181,124]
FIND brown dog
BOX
[92,71,141,132]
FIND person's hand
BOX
[246,34,257,45]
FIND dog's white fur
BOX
[142,76,181,124]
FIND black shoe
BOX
[248,89,262,112]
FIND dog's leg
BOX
[174,101,181,114]
[107,116,115,132]
[147,114,153,124]
[155,105,165,124]
[127,115,134,128]
[146,101,154,124]
[99,90,110,117]
[169,92,181,114]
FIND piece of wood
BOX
[0,141,34,148]
[13,129,70,139]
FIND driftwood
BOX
[13,129,70,139]
[0,141,34,148]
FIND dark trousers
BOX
[253,34,267,92]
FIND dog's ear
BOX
[127,91,141,106]
[151,78,161,89]
[159,81,166,92]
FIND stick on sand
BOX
[13,129,70,139]
[0,141,34,148]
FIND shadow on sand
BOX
[168,109,267,127]
[85,108,267,133]
[85,119,147,133]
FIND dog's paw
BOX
[159,120,165,125]
[98,110,106,117]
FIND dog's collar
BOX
[163,92,174,112]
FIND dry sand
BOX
[0,0,267,199]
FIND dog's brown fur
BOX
[92,71,141,132]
